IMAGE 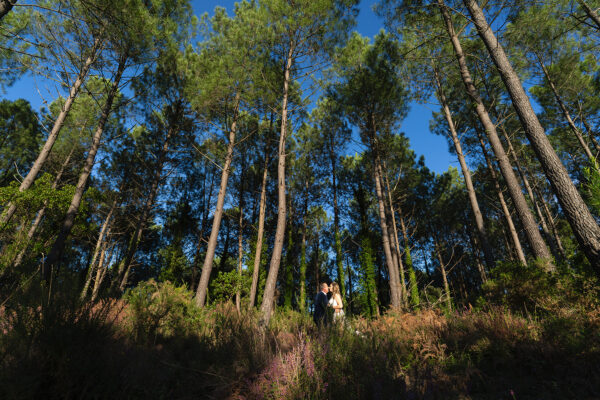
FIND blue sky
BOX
[4,0,453,174]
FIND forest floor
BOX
[1,280,599,399]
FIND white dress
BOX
[329,295,345,321]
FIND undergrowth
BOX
[0,279,599,399]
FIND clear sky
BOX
[3,0,454,174]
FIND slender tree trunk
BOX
[11,143,77,269]
[464,0,600,270]
[0,37,102,228]
[383,167,407,306]
[236,179,244,314]
[346,254,353,315]
[0,0,17,20]
[43,53,126,281]
[249,152,268,309]
[467,227,488,283]
[80,198,117,300]
[260,44,294,323]
[91,240,116,302]
[192,164,216,289]
[433,66,495,270]
[299,206,307,313]
[531,178,566,258]
[438,0,554,269]
[535,53,594,161]
[117,118,180,292]
[499,127,563,260]
[577,0,600,31]
[283,202,294,309]
[434,240,452,312]
[329,136,345,302]
[194,94,241,306]
[372,149,401,308]
[476,129,528,265]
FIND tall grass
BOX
[1,280,599,399]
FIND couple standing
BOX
[313,282,344,326]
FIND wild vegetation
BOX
[1,0,600,398]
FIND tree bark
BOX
[80,197,117,301]
[438,0,554,269]
[43,53,126,281]
[476,129,528,265]
[0,0,17,21]
[11,143,76,269]
[117,116,180,292]
[434,240,452,312]
[260,44,294,324]
[248,152,268,309]
[192,95,241,306]
[235,174,244,314]
[577,0,600,31]
[329,134,345,302]
[433,65,495,270]
[0,37,102,228]
[372,148,401,308]
[91,240,116,302]
[464,0,600,270]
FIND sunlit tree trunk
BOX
[437,0,553,269]
[0,37,102,228]
[43,53,127,281]
[248,152,268,309]
[464,0,600,270]
[195,94,241,306]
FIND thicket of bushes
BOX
[1,276,599,399]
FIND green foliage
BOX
[583,159,600,215]
[406,246,420,308]
[124,279,201,343]
[209,269,248,304]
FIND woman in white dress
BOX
[328,282,344,321]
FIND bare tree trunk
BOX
[299,206,307,313]
[464,0,600,270]
[383,167,407,306]
[434,240,452,312]
[194,95,241,306]
[372,150,401,308]
[476,129,528,265]
[0,0,17,20]
[191,164,216,289]
[235,167,245,314]
[43,53,126,281]
[80,198,117,300]
[535,53,594,161]
[433,66,495,270]
[499,127,564,260]
[531,179,566,258]
[91,240,116,302]
[11,143,77,269]
[467,227,488,283]
[0,37,102,228]
[117,118,180,292]
[438,0,554,269]
[260,44,294,324]
[329,135,345,302]
[249,153,268,309]
[577,0,600,31]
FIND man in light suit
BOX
[313,282,329,327]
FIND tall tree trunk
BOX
[91,240,116,302]
[383,167,407,306]
[329,136,345,302]
[433,66,495,270]
[0,37,102,228]
[534,52,594,161]
[248,152,268,309]
[80,198,117,301]
[11,143,77,269]
[43,53,126,281]
[467,226,488,283]
[531,178,567,258]
[260,43,294,324]
[192,164,216,290]
[372,149,401,308]
[577,0,600,31]
[476,129,528,265]
[236,177,244,314]
[194,94,241,306]
[283,202,294,309]
[499,127,564,260]
[438,0,554,269]
[464,0,600,270]
[0,0,17,20]
[434,239,452,312]
[117,117,180,292]
[299,205,307,313]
